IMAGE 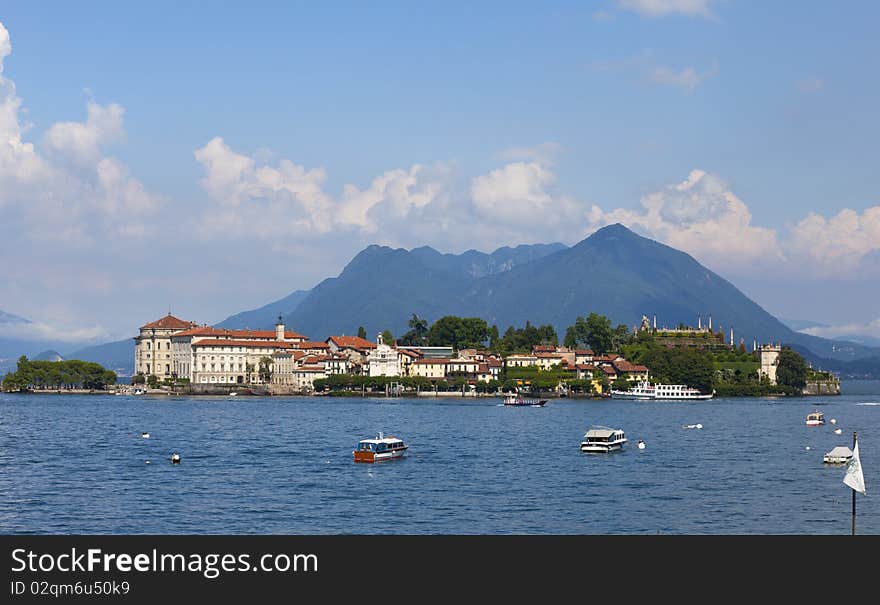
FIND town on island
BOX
[1,310,841,398]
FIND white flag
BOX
[843,441,866,495]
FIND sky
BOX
[0,0,878,346]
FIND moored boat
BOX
[580,426,627,453]
[823,446,853,464]
[806,410,825,426]
[353,432,408,463]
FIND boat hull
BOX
[353,448,407,463]
[504,400,547,407]
[580,443,625,453]
[806,420,825,426]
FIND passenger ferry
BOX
[353,432,408,463]
[806,410,825,426]
[610,381,714,400]
[580,426,627,453]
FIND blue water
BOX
[2,381,879,534]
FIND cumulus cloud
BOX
[586,170,783,272]
[650,63,718,92]
[617,0,716,18]
[0,21,163,247]
[788,207,880,274]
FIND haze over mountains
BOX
[3,224,878,376]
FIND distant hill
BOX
[65,338,134,376]
[215,289,310,330]
[282,224,880,365]
[33,350,64,362]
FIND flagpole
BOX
[852,431,857,536]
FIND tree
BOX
[489,325,500,350]
[426,316,489,349]
[398,314,429,346]
[564,313,614,354]
[132,373,145,385]
[357,326,367,339]
[612,375,631,391]
[612,324,631,351]
[381,329,394,345]
[537,324,558,346]
[776,347,807,390]
[258,357,274,383]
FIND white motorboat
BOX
[823,446,853,464]
[580,426,627,453]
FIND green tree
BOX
[776,347,807,390]
[612,375,631,391]
[381,329,394,345]
[258,356,274,383]
[398,313,429,346]
[426,316,489,349]
[357,326,367,339]
[564,313,614,354]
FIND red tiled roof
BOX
[477,364,489,373]
[532,345,557,352]
[575,349,595,356]
[296,341,331,349]
[535,352,564,358]
[141,314,197,330]
[327,336,377,349]
[576,364,599,371]
[397,349,421,358]
[174,326,308,340]
[613,360,649,373]
[191,339,295,349]
[487,358,503,367]
[601,366,618,375]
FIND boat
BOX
[610,381,714,400]
[353,432,408,463]
[806,410,825,426]
[503,394,547,407]
[823,446,853,464]
[580,426,627,453]
[132,388,146,395]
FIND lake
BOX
[2,381,879,534]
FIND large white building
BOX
[134,314,198,379]
[367,333,401,377]
[758,344,782,385]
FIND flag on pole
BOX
[843,441,866,495]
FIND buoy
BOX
[170,453,181,464]
[834,428,842,435]
[805,446,811,451]
[145,460,151,464]
[696,423,703,429]
[638,440,646,450]
[142,432,150,439]
[830,418,837,425]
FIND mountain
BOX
[65,338,134,376]
[283,242,567,339]
[283,224,880,364]
[215,289,310,330]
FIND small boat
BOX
[637,440,646,450]
[229,392,237,396]
[580,426,627,453]
[503,394,547,407]
[132,388,146,395]
[806,411,825,426]
[824,446,853,464]
[170,453,181,464]
[353,432,408,463]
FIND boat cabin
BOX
[580,426,627,453]
[806,411,825,426]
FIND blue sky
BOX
[0,1,878,345]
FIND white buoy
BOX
[805,446,811,451]
[834,428,842,435]
[638,440,646,450]
[696,423,703,429]
[145,460,151,464]
[142,432,150,439]
[830,418,837,425]
[170,453,181,464]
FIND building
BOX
[612,360,650,382]
[367,333,401,377]
[134,313,198,379]
[326,336,377,371]
[504,354,538,368]
[758,344,782,385]
[411,358,450,379]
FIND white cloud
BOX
[802,318,880,341]
[788,207,880,274]
[617,0,716,18]
[650,63,717,92]
[0,320,110,343]
[0,21,163,245]
[586,169,783,272]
